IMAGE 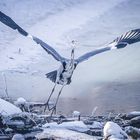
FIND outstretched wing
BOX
[76,29,140,63]
[109,29,140,49]
[0,11,65,62]
[76,46,111,63]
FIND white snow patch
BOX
[43,121,88,132]
[103,121,128,140]
[128,111,140,116]
[12,134,25,140]
[15,97,27,105]
[87,121,103,129]
[0,98,22,116]
[36,128,97,140]
[72,110,80,117]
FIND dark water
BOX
[57,81,140,116]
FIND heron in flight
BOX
[0,11,140,114]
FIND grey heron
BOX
[0,11,140,114]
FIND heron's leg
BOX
[44,83,57,112]
[50,84,65,116]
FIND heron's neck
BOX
[70,48,75,62]
[68,48,74,68]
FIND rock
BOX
[86,129,102,136]
[103,121,128,140]
[72,111,81,121]
[0,98,22,116]
[127,116,140,128]
[125,126,140,139]
[87,121,103,129]
[72,111,80,117]
[16,97,26,105]
[12,134,25,140]
[43,121,89,133]
[36,128,97,140]
[121,111,140,120]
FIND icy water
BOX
[0,0,140,116]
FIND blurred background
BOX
[0,0,140,115]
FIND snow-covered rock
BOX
[15,97,27,105]
[0,98,22,116]
[103,121,128,140]
[127,116,140,128]
[43,121,89,132]
[12,134,25,140]
[72,110,81,120]
[125,126,140,139]
[122,111,140,120]
[36,128,97,140]
[88,121,103,129]
[72,111,81,117]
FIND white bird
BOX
[0,11,140,114]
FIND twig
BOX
[2,73,9,98]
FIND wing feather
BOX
[0,11,65,62]
[109,29,140,48]
[76,29,140,63]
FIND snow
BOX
[12,134,25,140]
[87,121,103,129]
[43,121,89,132]
[72,110,80,117]
[0,98,22,116]
[103,121,128,140]
[15,97,26,105]
[36,128,97,140]
[128,111,140,116]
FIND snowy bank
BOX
[0,98,22,116]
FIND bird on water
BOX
[0,11,140,114]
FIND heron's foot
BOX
[44,102,57,117]
[44,101,51,112]
[44,102,48,112]
[50,105,57,116]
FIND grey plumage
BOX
[0,10,140,84]
[46,70,57,83]
[109,29,140,49]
